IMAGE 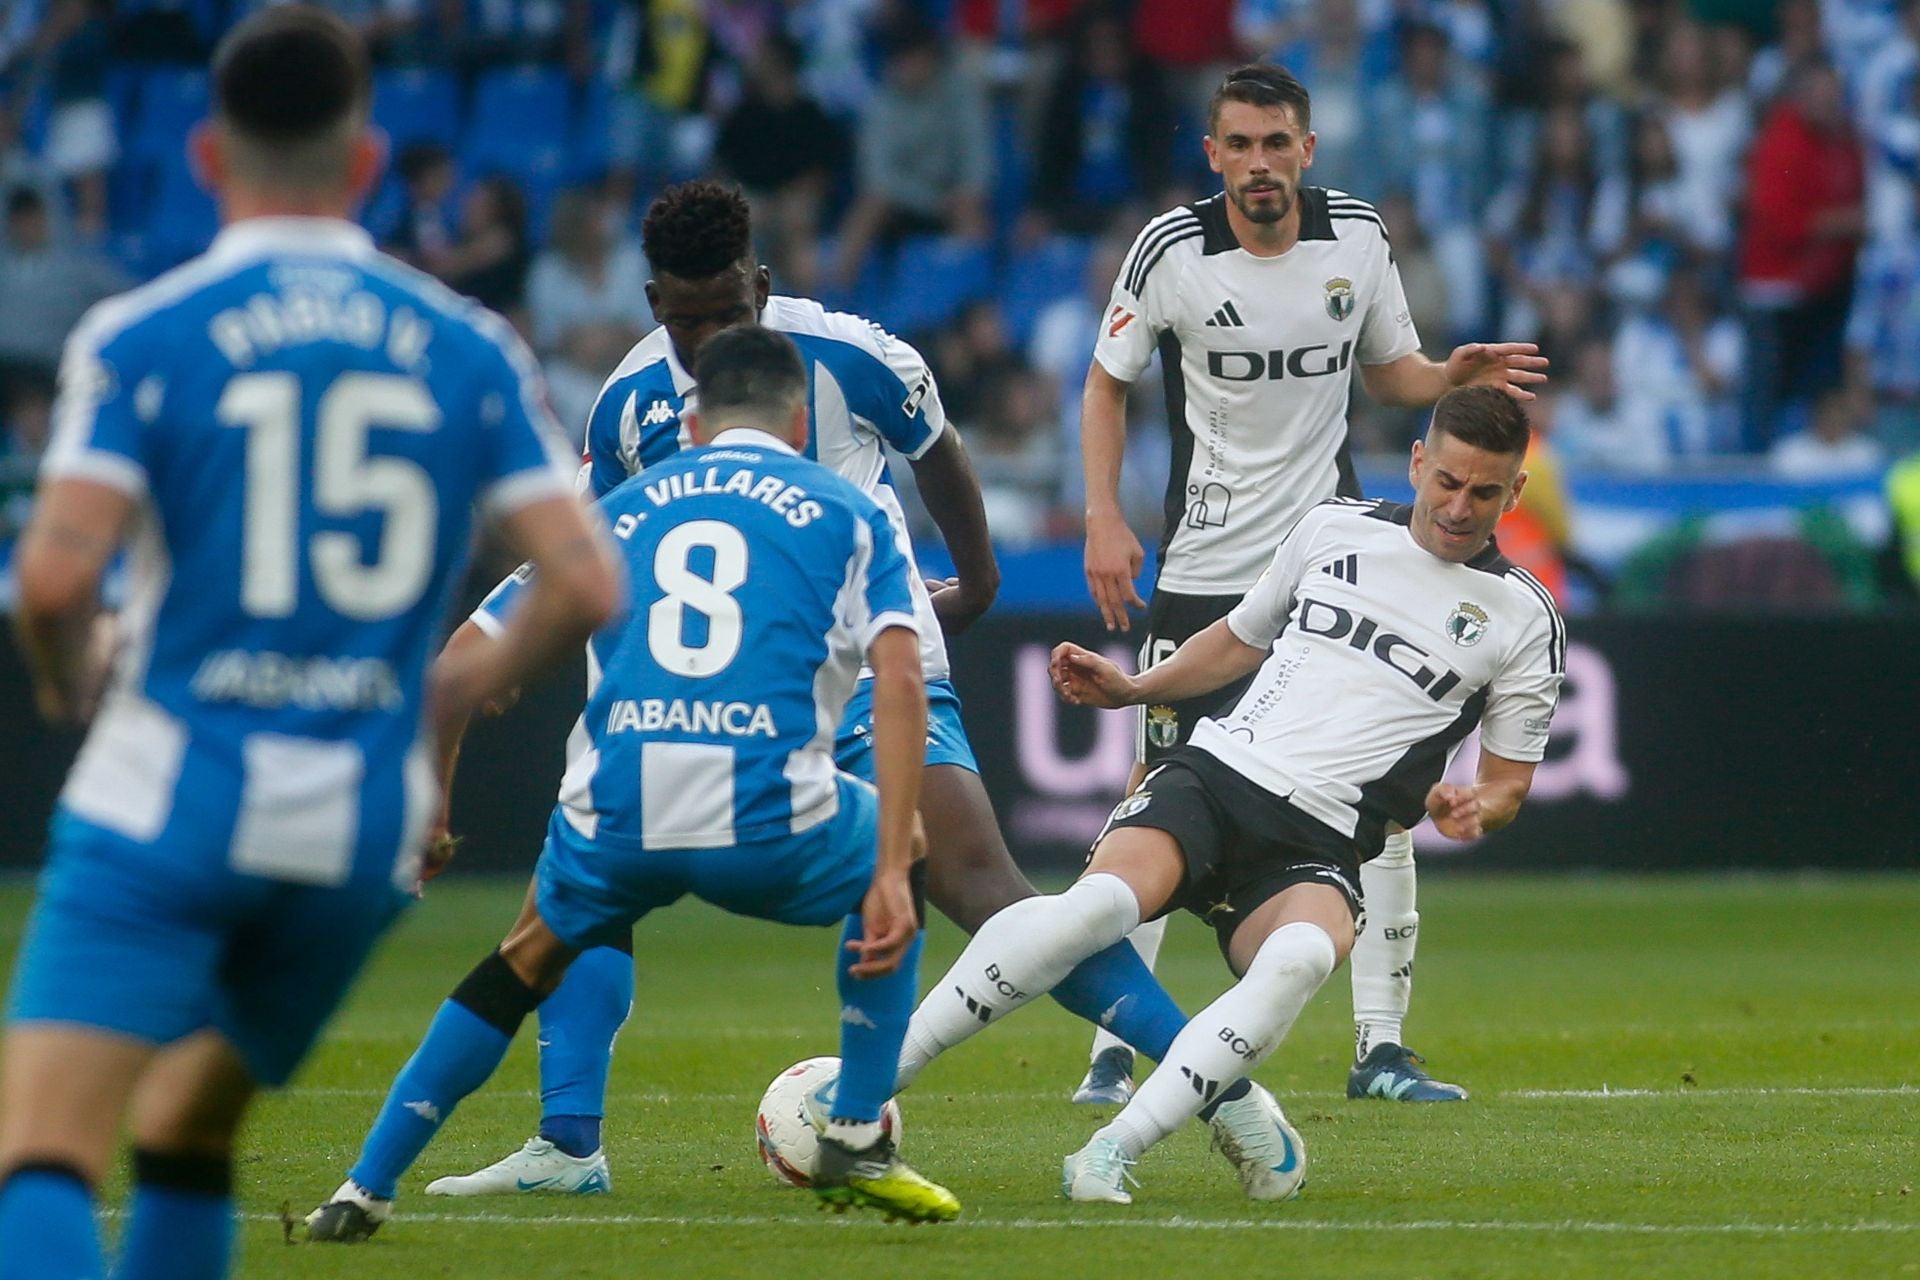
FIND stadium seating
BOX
[373,68,462,153]
[462,66,573,240]
[1000,236,1093,347]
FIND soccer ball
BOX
[754,1056,902,1188]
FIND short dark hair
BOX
[693,327,807,424]
[1428,386,1531,456]
[212,5,371,146]
[642,181,753,281]
[1208,64,1311,133]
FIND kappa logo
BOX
[1324,276,1355,321]
[1445,601,1490,647]
[640,398,676,427]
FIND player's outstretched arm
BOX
[851,624,927,979]
[1359,344,1550,408]
[13,477,133,724]
[1424,750,1538,842]
[430,496,620,745]
[1051,617,1265,710]
[1080,361,1146,632]
[909,426,1000,635]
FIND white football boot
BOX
[424,1137,611,1196]
[1060,1134,1139,1204]
[1207,1082,1307,1201]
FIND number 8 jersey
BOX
[41,219,576,889]
[532,428,918,852]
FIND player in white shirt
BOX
[1076,64,1548,1106]
[897,387,1564,1202]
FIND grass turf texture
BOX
[2,874,1915,1279]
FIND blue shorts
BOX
[536,773,880,952]
[834,676,978,780]
[6,811,410,1086]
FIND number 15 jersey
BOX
[42,218,575,890]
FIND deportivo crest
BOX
[1324,277,1355,321]
[1445,602,1489,647]
[1145,704,1179,749]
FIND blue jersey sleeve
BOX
[471,319,576,518]
[582,379,630,499]
[40,305,153,497]
[827,326,945,461]
[857,501,920,647]
[583,370,687,497]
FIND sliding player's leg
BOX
[1348,830,1467,1101]
[1065,879,1353,1205]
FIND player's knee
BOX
[927,858,1034,934]
[128,1087,248,1156]
[452,949,549,1033]
[1247,921,1340,990]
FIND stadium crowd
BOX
[0,0,1917,600]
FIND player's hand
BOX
[1444,342,1550,402]
[1085,509,1146,632]
[926,575,991,636]
[849,870,919,978]
[1050,642,1136,709]
[1425,782,1484,841]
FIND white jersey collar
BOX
[710,426,798,455]
[208,216,376,263]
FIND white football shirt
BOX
[1187,498,1565,853]
[1095,189,1422,595]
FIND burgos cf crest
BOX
[1324,276,1355,321]
[1145,704,1180,749]
[1444,601,1489,647]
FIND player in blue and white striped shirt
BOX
[308,327,959,1237]
[0,12,618,1278]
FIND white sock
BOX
[1088,915,1168,1062]
[896,874,1140,1091]
[824,1117,882,1150]
[1100,921,1337,1159]
[1352,830,1417,1060]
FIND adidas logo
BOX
[956,986,994,1024]
[1320,553,1359,584]
[1180,1067,1221,1104]
[1203,300,1245,328]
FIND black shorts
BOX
[1135,590,1256,765]
[1097,747,1364,962]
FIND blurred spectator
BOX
[605,0,722,190]
[109,0,214,63]
[1367,20,1494,335]
[1855,0,1920,248]
[968,364,1064,546]
[1350,192,1450,450]
[1621,109,1708,259]
[1234,0,1374,197]
[1613,262,1743,459]
[1770,384,1886,477]
[428,174,532,323]
[1489,103,1628,334]
[447,0,585,70]
[1885,441,1920,595]
[1551,334,1675,472]
[0,185,126,383]
[1737,60,1866,449]
[713,33,841,295]
[831,15,991,288]
[1497,414,1573,603]
[1748,0,1822,103]
[784,0,884,116]
[527,187,650,357]
[930,299,1023,425]
[0,367,52,546]
[1133,0,1237,121]
[1846,233,1920,446]
[39,0,115,240]
[231,0,437,64]
[1652,22,1749,256]
[381,142,456,268]
[1029,5,1175,237]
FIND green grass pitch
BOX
[2,874,1916,1279]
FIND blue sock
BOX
[348,999,517,1199]
[535,945,631,1156]
[831,915,923,1123]
[0,1166,102,1280]
[1049,940,1190,1062]
[113,1153,232,1280]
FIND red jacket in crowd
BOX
[1737,97,1865,301]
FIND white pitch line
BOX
[242,1210,1917,1236]
[284,1084,1920,1103]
